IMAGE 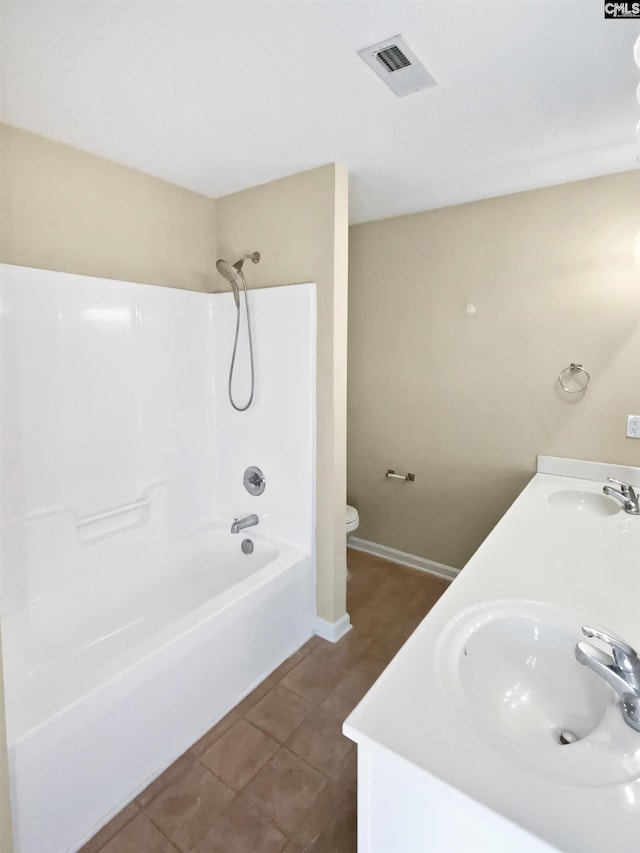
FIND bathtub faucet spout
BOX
[231,514,259,534]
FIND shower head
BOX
[216,252,260,308]
[216,258,239,284]
[233,251,261,272]
[216,258,241,307]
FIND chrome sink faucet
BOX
[230,514,259,534]
[575,626,640,732]
[603,478,640,515]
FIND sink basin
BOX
[458,612,608,746]
[437,601,640,786]
[547,489,619,517]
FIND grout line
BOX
[235,793,300,849]
[239,792,291,839]
[192,749,266,799]
[240,772,326,843]
[278,744,335,784]
[130,809,182,853]
[240,747,337,851]
[242,708,319,748]
[136,757,193,811]
[139,761,234,852]
[80,805,140,853]
[177,792,238,853]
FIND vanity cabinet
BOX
[344,457,640,853]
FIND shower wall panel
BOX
[212,283,316,553]
[0,265,218,615]
[0,266,317,620]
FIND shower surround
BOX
[0,264,316,853]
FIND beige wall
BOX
[0,124,217,290]
[217,164,349,621]
[348,171,640,569]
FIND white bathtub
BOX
[2,525,315,853]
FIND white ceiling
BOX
[1,0,638,224]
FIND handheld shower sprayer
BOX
[215,259,241,307]
[215,253,260,307]
[215,251,261,411]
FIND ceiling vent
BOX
[358,35,437,98]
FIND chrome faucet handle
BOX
[582,625,640,673]
[606,478,636,499]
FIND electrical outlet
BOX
[627,415,640,438]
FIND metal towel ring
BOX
[558,363,590,394]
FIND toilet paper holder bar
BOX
[386,469,416,482]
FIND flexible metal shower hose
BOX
[228,268,255,411]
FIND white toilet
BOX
[346,504,359,535]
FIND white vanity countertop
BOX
[344,457,640,852]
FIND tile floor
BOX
[80,549,450,853]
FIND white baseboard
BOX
[347,537,459,581]
[314,613,353,643]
